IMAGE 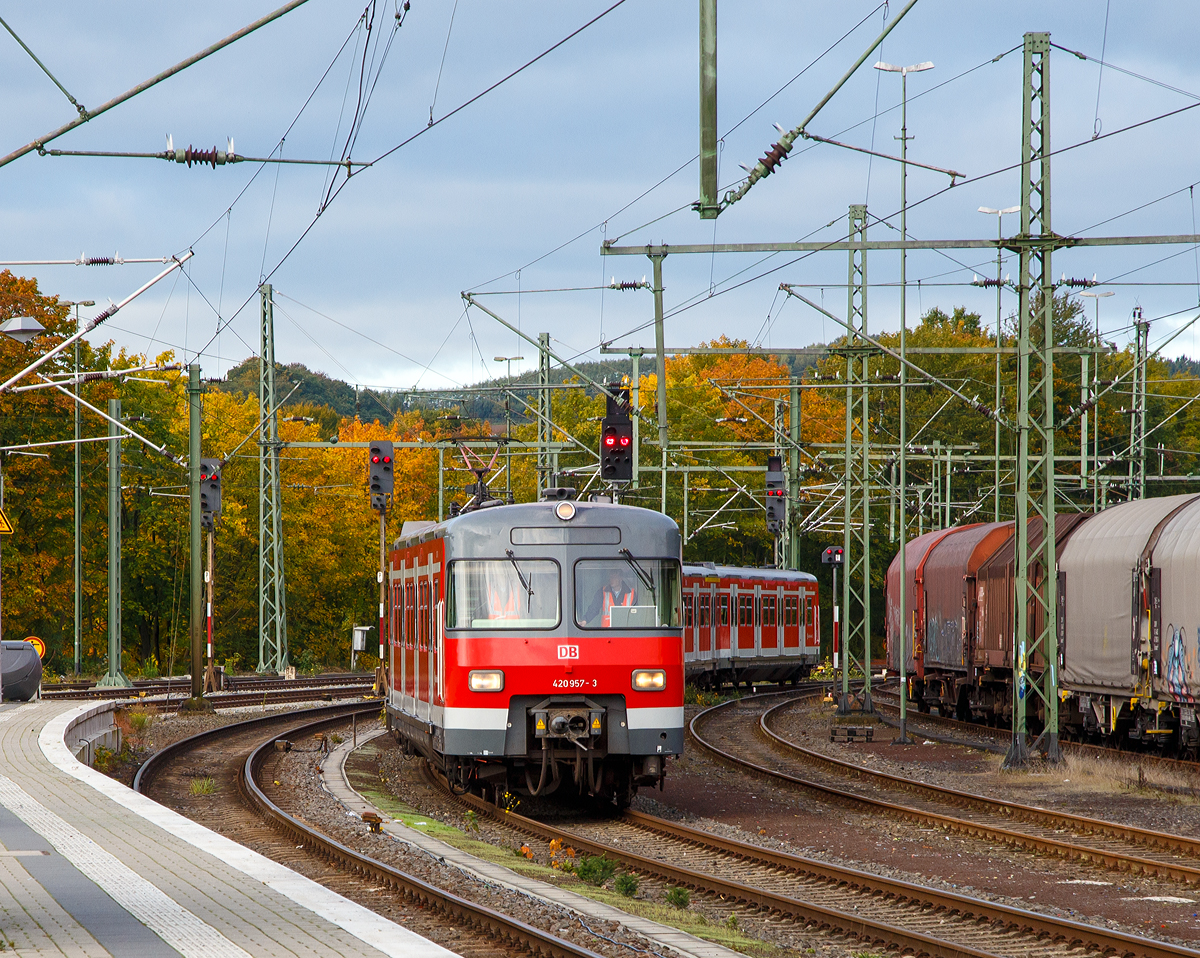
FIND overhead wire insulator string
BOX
[0,0,314,170]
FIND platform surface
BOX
[0,700,457,958]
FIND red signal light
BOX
[200,473,208,480]
[604,436,615,447]
[382,456,391,463]
[619,436,630,447]
[372,455,381,463]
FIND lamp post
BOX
[494,356,523,498]
[874,59,933,746]
[1080,290,1114,509]
[978,207,1020,522]
[61,301,95,675]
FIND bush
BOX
[614,872,639,897]
[665,886,690,909]
[128,711,151,737]
[575,855,616,886]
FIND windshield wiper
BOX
[619,548,656,604]
[505,550,535,601]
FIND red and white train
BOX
[385,494,684,806]
[681,564,821,687]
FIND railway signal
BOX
[600,383,634,483]
[369,441,394,511]
[765,455,785,535]
[199,458,222,530]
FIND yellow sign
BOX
[0,508,12,535]
[26,637,45,659]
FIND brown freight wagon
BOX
[971,511,1092,724]
[885,525,970,676]
[916,521,1014,718]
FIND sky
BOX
[3,1,1200,394]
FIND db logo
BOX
[557,645,579,660]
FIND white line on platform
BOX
[40,703,457,958]
[0,774,253,958]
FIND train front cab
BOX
[387,502,684,805]
[682,564,819,688]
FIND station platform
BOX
[0,699,457,958]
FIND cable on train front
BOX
[385,487,683,807]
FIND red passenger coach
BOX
[386,495,683,807]
[681,564,819,688]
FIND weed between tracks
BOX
[349,744,779,958]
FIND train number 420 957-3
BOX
[552,678,595,689]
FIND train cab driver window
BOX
[575,556,682,629]
[446,558,560,629]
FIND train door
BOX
[782,590,799,651]
[736,584,755,657]
[434,573,444,709]
[417,575,429,715]
[716,588,731,660]
[389,575,400,699]
[805,590,817,652]
[682,584,696,660]
[761,585,779,655]
[698,590,712,654]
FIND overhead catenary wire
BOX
[187,0,632,371]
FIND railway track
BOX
[134,704,605,958]
[427,758,1196,958]
[870,687,1200,783]
[691,691,1200,888]
[44,671,377,701]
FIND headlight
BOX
[631,669,666,691]
[468,670,504,692]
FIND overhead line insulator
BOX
[164,145,241,168]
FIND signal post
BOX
[369,441,394,692]
[200,459,222,692]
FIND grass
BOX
[189,777,216,796]
[984,746,1200,800]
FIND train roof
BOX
[682,563,817,583]
[393,499,681,556]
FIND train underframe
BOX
[386,695,672,808]
[911,667,1200,759]
[686,657,815,691]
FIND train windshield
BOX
[446,559,560,629]
[574,557,681,629]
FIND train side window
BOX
[784,595,798,627]
[737,594,753,627]
[407,582,416,648]
[719,594,729,627]
[419,579,429,650]
[762,595,776,627]
[699,594,711,627]
[683,595,694,628]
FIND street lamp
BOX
[61,300,96,676]
[1080,290,1115,509]
[494,356,524,499]
[873,58,933,747]
[0,316,44,344]
[978,206,1019,524]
